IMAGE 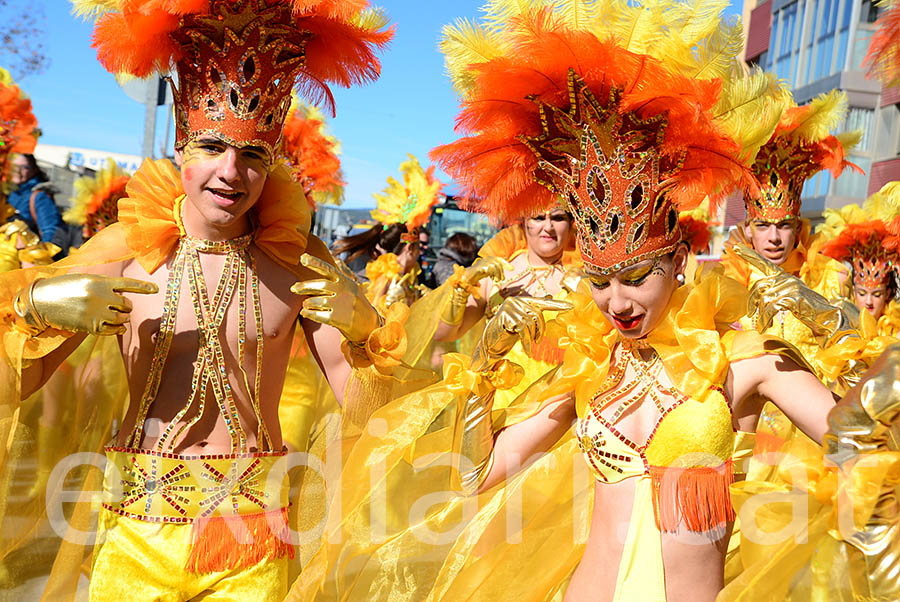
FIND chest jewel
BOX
[127,233,273,454]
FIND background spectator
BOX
[7,153,62,244]
[432,232,478,286]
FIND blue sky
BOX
[17,1,742,208]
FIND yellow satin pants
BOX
[89,508,288,602]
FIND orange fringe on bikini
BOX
[186,506,294,573]
[649,458,735,533]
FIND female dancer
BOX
[290,1,900,600]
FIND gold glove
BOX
[384,272,414,307]
[823,344,900,600]
[18,242,61,266]
[0,219,36,245]
[13,274,158,336]
[452,296,572,495]
[292,253,382,344]
[441,257,509,326]
[749,272,859,346]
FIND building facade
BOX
[725,0,900,227]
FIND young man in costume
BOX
[0,0,395,599]
[718,90,862,380]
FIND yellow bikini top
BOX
[575,344,735,485]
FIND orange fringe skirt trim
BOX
[649,458,735,533]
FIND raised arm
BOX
[728,351,839,444]
[433,257,508,342]
[450,295,575,495]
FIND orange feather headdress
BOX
[63,159,131,239]
[865,0,900,88]
[430,0,785,274]
[76,0,392,161]
[745,90,863,223]
[281,98,345,207]
[0,67,39,180]
[819,182,900,290]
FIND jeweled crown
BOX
[523,71,682,273]
[171,1,308,160]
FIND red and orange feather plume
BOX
[430,5,772,224]
[281,101,345,207]
[81,0,393,116]
[865,0,900,88]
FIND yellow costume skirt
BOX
[91,448,294,601]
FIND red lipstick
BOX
[613,315,643,331]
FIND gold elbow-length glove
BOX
[13,273,158,336]
[440,256,509,327]
[734,244,859,347]
[823,344,900,601]
[291,253,382,345]
[451,295,572,495]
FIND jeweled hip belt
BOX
[101,447,290,523]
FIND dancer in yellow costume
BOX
[290,2,900,601]
[808,182,900,381]
[718,90,862,380]
[0,1,396,599]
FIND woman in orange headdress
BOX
[289,2,900,601]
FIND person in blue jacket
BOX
[7,153,61,243]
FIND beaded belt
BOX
[101,447,290,524]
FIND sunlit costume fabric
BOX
[718,90,862,381]
[0,0,394,598]
[286,0,802,598]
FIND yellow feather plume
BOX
[713,68,789,160]
[864,182,900,225]
[441,18,510,96]
[70,0,120,20]
[371,154,443,230]
[64,159,129,226]
[789,89,848,142]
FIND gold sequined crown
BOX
[524,72,682,273]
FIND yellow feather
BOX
[835,129,862,153]
[556,0,599,29]
[790,89,848,142]
[713,69,788,159]
[481,0,548,29]
[686,18,744,79]
[864,182,900,224]
[441,18,509,96]
[607,0,666,55]
[371,154,442,227]
[71,0,120,20]
[352,7,391,33]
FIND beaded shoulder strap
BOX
[126,233,272,453]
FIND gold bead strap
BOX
[126,232,271,454]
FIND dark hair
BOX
[332,222,409,263]
[17,153,48,183]
[444,232,478,263]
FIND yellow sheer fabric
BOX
[0,158,401,599]
[286,270,807,601]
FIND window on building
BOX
[845,107,875,152]
[776,1,800,81]
[835,0,855,71]
[814,0,841,80]
[852,27,875,70]
[833,156,871,198]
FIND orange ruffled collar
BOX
[547,270,748,415]
[118,159,312,274]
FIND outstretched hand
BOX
[473,295,572,370]
[291,253,381,344]
[20,274,158,336]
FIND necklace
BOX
[126,232,271,453]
